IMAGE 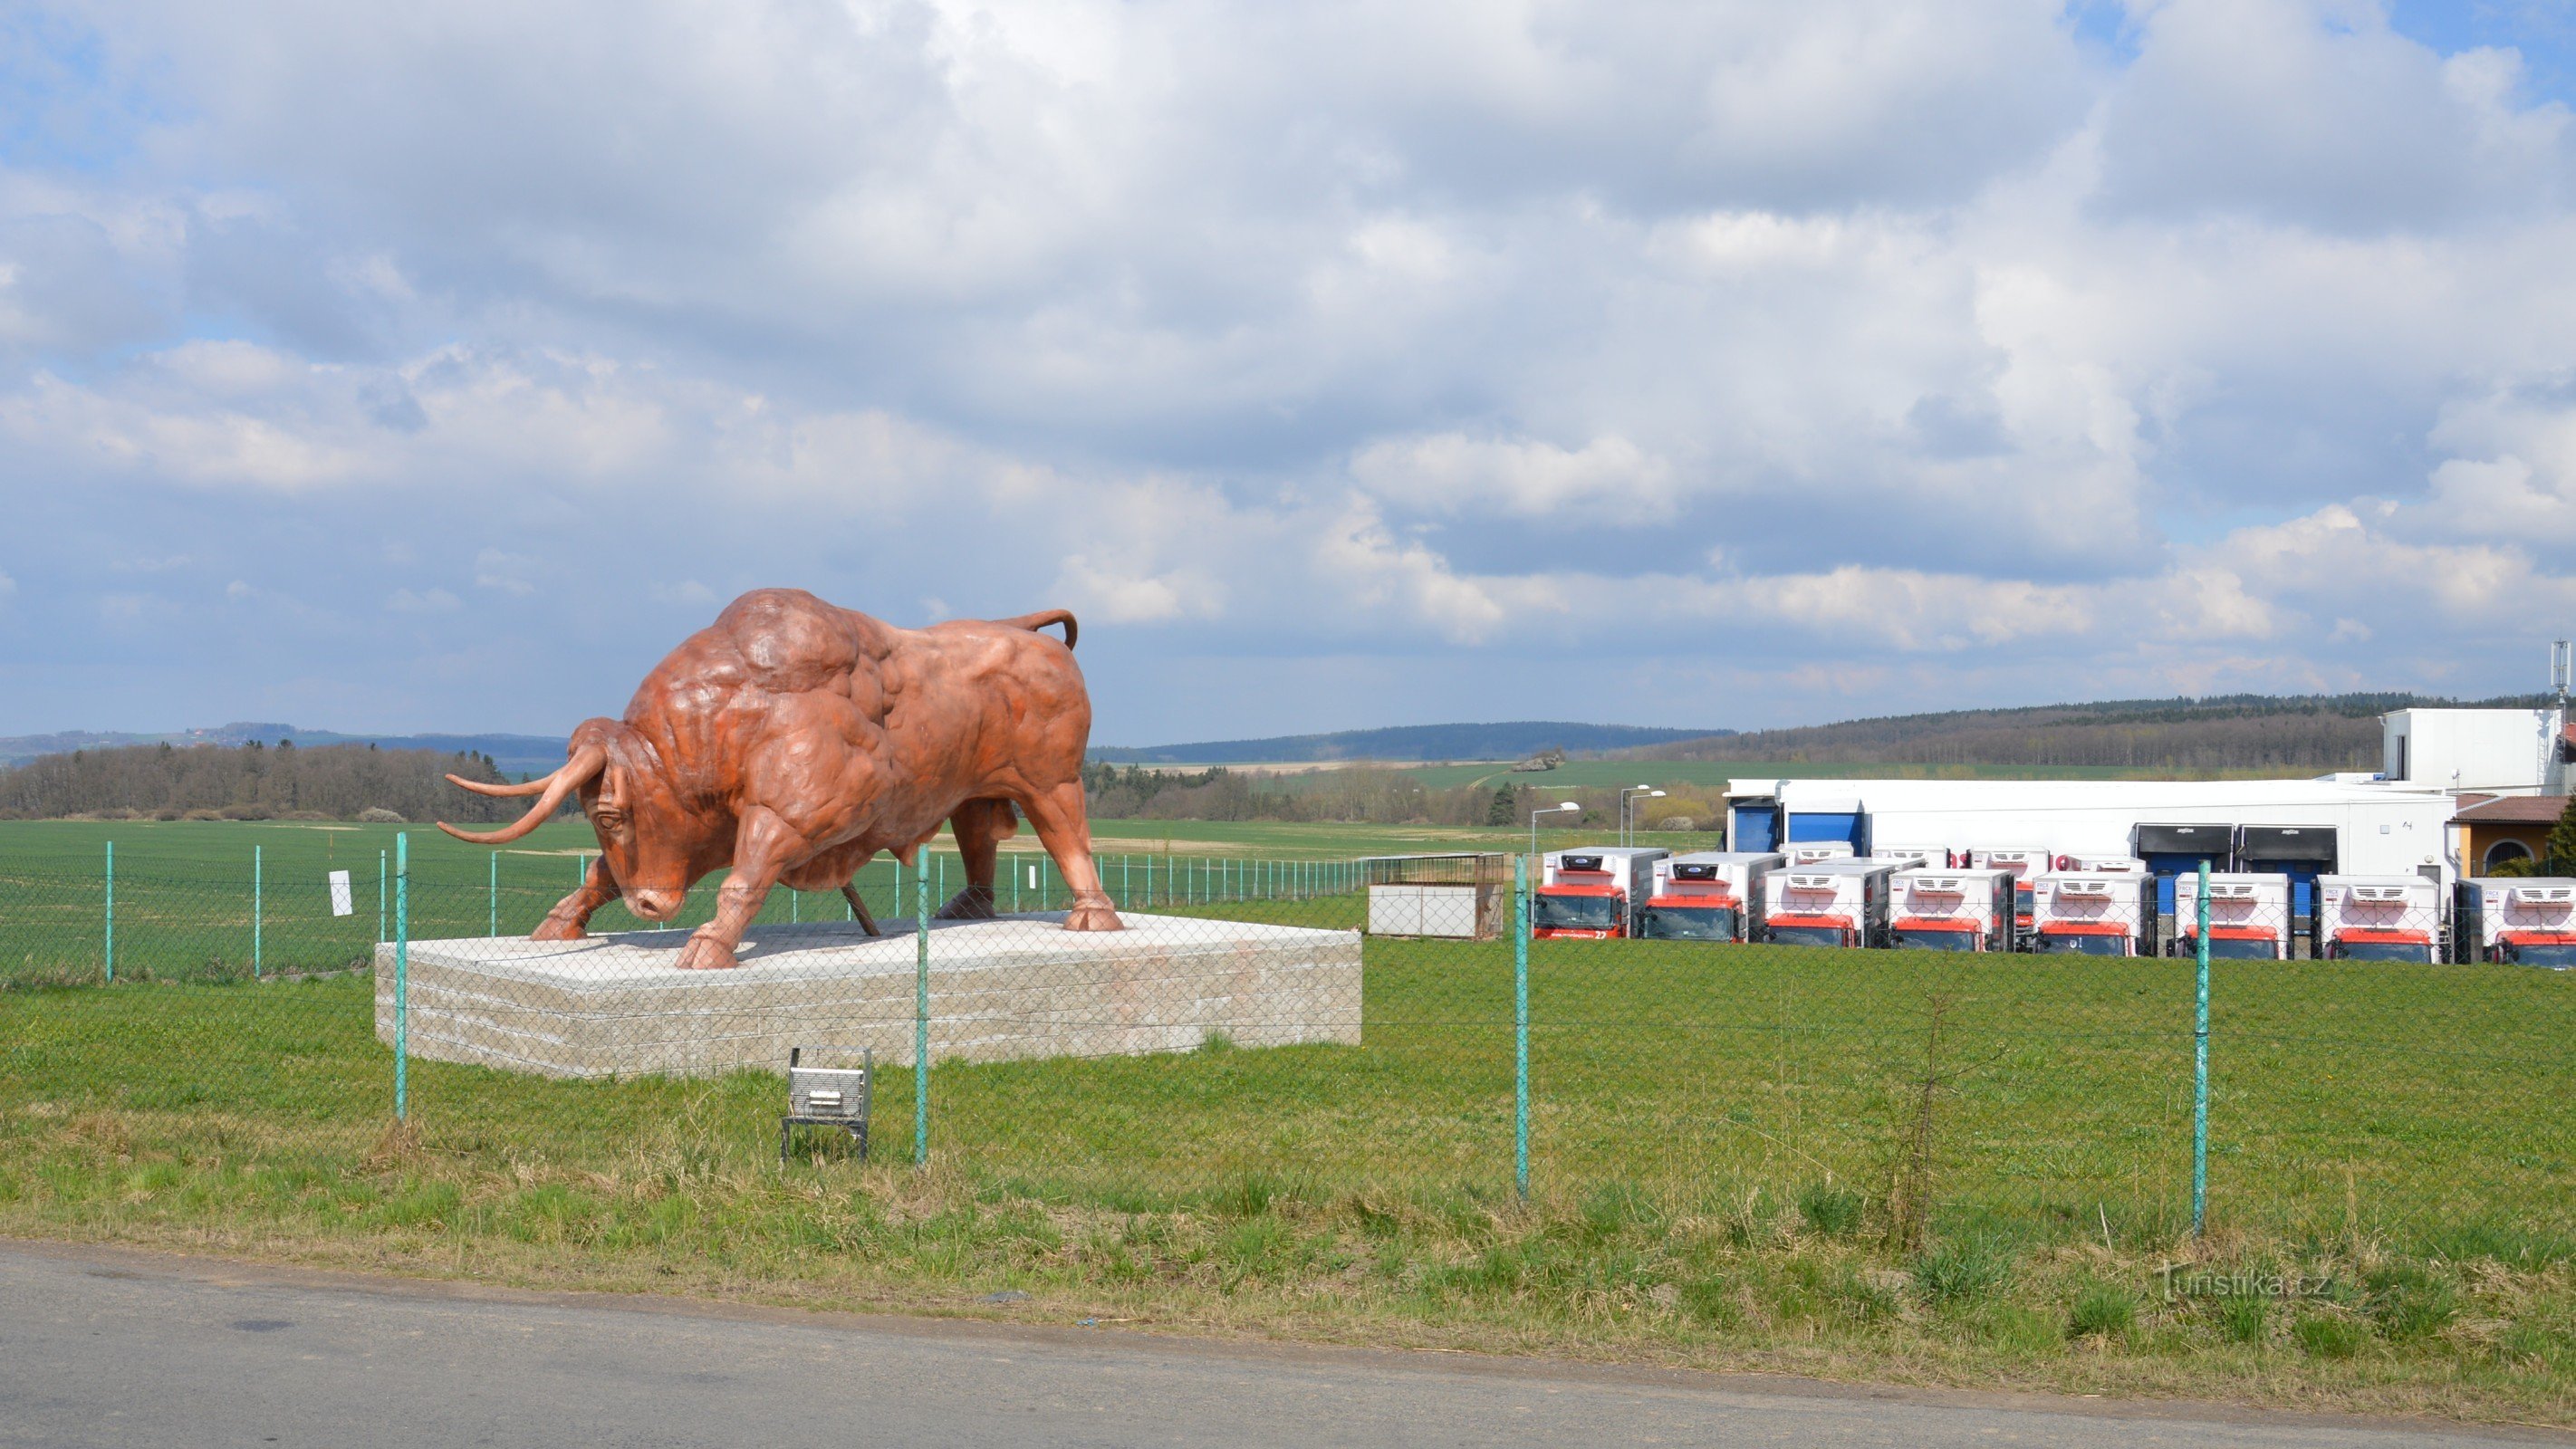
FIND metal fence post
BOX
[253,844,263,978]
[395,832,410,1122]
[2192,859,2212,1236]
[489,851,499,937]
[378,850,387,945]
[1515,852,1531,1200]
[914,868,930,1166]
[103,840,114,984]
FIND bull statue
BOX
[438,588,1121,970]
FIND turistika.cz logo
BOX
[2157,1264,2340,1301]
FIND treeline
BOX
[0,741,524,823]
[1619,694,2514,772]
[1079,763,1699,831]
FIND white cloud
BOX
[4,0,2576,738]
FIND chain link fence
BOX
[5,838,2571,1253]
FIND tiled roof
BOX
[2452,793,2573,825]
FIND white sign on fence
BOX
[328,869,354,917]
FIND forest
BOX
[0,741,523,823]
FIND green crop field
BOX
[1368,761,2266,791]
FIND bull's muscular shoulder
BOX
[625,589,883,724]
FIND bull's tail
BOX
[995,608,1078,649]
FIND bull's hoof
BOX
[531,916,588,942]
[1062,897,1124,932]
[673,932,742,971]
[935,886,998,920]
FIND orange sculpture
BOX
[439,589,1120,969]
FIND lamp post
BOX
[1619,786,1666,847]
[1530,800,1580,868]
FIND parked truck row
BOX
[1530,847,2575,966]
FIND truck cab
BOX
[2030,872,2157,956]
[1533,848,1668,939]
[2172,872,2292,961]
[1639,851,1782,942]
[1762,859,1896,948]
[2317,875,2441,963]
[1889,868,2014,952]
[2455,878,2576,967]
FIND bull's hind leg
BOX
[1020,782,1123,932]
[934,798,1013,919]
[532,856,620,941]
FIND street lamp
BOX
[1619,786,1666,847]
[1530,801,1581,864]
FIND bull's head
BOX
[437,718,695,921]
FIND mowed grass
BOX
[3,919,2572,1420]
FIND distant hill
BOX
[1620,693,2552,774]
[1091,722,1728,765]
[0,723,570,776]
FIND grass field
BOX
[5,893,2575,1418]
[5,818,2573,1416]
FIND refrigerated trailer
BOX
[2060,853,2146,873]
[1763,859,1896,948]
[2454,878,2576,968]
[1968,847,2052,941]
[2030,872,2158,956]
[2317,875,2442,963]
[1533,848,1668,939]
[1639,852,1782,942]
[1889,868,2015,951]
[2173,872,2293,960]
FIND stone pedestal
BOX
[373,913,1362,1080]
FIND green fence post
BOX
[378,850,387,945]
[791,887,800,924]
[1515,852,1531,1200]
[489,852,499,936]
[1122,853,1130,908]
[915,868,930,1166]
[253,844,264,978]
[2192,859,2212,1236]
[395,833,410,1122]
[103,841,114,984]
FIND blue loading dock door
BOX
[2134,822,2235,915]
[1731,803,1780,853]
[1786,802,1869,856]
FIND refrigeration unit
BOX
[1762,859,1897,949]
[2316,875,2441,964]
[1968,848,2052,941]
[2453,878,2576,968]
[1533,847,1669,940]
[1865,846,1942,868]
[2172,872,2292,961]
[1638,852,1783,942]
[1889,868,2015,952]
[2058,853,2147,873]
[2029,872,2158,956]
[2134,823,2236,916]
[1783,841,1856,867]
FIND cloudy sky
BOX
[5,0,2576,745]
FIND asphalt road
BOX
[0,1242,2562,1448]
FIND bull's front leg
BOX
[532,856,619,941]
[674,807,804,971]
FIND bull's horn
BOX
[437,744,606,845]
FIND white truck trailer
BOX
[2172,871,2294,961]
[2030,872,2158,956]
[1783,841,1855,867]
[2316,874,2444,963]
[1533,847,1668,940]
[1763,859,1897,949]
[2453,878,2576,967]
[1968,847,2052,943]
[1889,867,2015,952]
[1638,851,1782,942]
